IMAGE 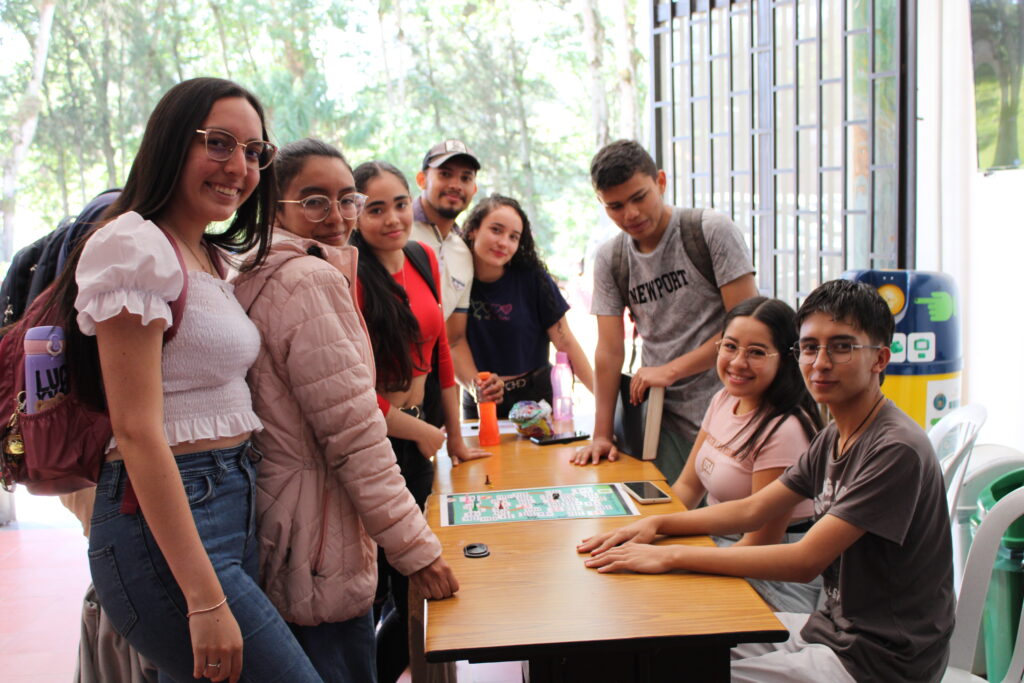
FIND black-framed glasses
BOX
[277,193,368,222]
[715,340,779,366]
[791,342,883,365]
[194,128,277,170]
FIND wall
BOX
[917,0,1024,451]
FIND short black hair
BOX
[589,140,659,191]
[796,279,895,347]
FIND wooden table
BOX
[424,433,788,682]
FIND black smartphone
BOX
[529,431,590,446]
[622,481,672,504]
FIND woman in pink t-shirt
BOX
[671,296,824,612]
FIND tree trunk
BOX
[1,0,57,264]
[612,0,640,140]
[580,0,609,149]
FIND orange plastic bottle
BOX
[476,372,501,447]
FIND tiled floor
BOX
[1,492,89,683]
[1,491,522,683]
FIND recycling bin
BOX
[971,469,1024,682]
[843,270,961,428]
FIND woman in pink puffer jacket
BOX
[232,138,458,683]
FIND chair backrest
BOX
[950,445,1024,591]
[928,405,987,510]
[947,485,1024,681]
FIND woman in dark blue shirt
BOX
[450,194,593,418]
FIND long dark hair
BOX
[45,77,277,410]
[351,160,423,392]
[721,297,823,461]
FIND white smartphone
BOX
[622,481,672,504]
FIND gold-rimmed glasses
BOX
[194,128,277,170]
[715,340,779,366]
[277,193,369,222]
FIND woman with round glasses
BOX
[582,297,824,613]
[233,138,457,682]
[52,78,322,681]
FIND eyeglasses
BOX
[715,340,779,366]
[277,193,368,222]
[791,342,883,365]
[194,128,277,170]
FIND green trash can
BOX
[972,469,1024,682]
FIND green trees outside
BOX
[0,0,644,276]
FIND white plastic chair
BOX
[942,485,1024,683]
[928,404,987,513]
[950,445,1024,592]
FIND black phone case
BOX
[530,431,589,446]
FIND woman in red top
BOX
[350,160,487,682]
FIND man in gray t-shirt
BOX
[573,140,757,482]
[579,280,955,683]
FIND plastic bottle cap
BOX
[556,351,569,364]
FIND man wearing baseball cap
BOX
[412,140,503,410]
[413,139,480,320]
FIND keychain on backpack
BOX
[1,393,26,491]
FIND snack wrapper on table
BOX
[509,400,553,439]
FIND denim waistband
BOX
[95,441,254,497]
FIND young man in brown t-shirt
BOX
[578,280,954,682]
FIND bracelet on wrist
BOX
[186,595,227,619]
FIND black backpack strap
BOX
[403,241,440,304]
[608,233,641,373]
[678,208,717,288]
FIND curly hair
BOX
[462,194,548,275]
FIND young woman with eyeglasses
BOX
[49,78,322,682]
[450,194,594,419]
[348,161,488,683]
[582,296,824,613]
[232,139,458,682]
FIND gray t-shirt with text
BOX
[779,401,954,682]
[591,207,753,440]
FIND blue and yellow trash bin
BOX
[843,270,961,429]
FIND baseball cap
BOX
[422,140,481,171]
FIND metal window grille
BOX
[650,0,916,303]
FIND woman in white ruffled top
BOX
[52,78,322,682]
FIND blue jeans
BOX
[88,443,323,683]
[289,611,376,683]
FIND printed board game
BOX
[440,483,640,526]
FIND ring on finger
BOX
[206,662,221,668]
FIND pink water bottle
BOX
[24,326,67,413]
[550,351,573,423]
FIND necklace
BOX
[832,393,886,461]
[181,237,215,277]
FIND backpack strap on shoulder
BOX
[403,241,440,304]
[679,208,717,288]
[157,229,188,345]
[610,232,640,372]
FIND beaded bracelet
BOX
[186,596,227,619]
